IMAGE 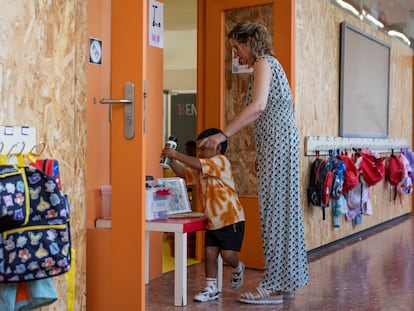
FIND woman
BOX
[198,21,309,304]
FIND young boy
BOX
[161,128,245,302]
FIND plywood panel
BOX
[0,1,87,310]
[296,0,413,250]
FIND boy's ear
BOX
[216,143,222,154]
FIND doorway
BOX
[162,0,199,272]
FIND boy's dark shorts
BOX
[204,221,245,251]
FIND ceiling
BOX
[163,0,414,46]
[360,0,414,39]
[164,0,197,31]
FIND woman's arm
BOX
[198,58,272,149]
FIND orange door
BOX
[109,1,146,309]
[198,0,295,269]
[87,0,164,310]
[110,0,164,309]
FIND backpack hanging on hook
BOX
[385,150,405,187]
[337,152,359,193]
[307,152,333,220]
[0,146,71,283]
[359,152,385,187]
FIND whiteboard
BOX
[339,22,391,138]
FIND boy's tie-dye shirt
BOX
[184,154,245,230]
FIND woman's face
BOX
[230,38,253,66]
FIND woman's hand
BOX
[197,132,225,149]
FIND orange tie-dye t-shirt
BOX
[184,155,245,230]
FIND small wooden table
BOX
[145,217,223,306]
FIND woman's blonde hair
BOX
[228,21,274,58]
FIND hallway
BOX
[146,214,414,310]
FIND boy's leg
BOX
[219,249,239,268]
[194,246,220,302]
[220,250,244,290]
[205,246,219,278]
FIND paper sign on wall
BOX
[89,38,103,65]
[232,49,253,74]
[149,0,164,48]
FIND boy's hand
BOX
[161,147,177,160]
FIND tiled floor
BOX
[146,214,414,310]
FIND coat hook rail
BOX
[305,136,409,156]
[0,125,37,155]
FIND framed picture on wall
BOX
[157,177,191,215]
[339,22,391,138]
[231,49,254,74]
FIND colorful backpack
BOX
[328,151,346,199]
[0,166,30,231]
[307,157,333,220]
[337,154,359,193]
[359,152,385,187]
[0,165,71,283]
[385,152,405,186]
[29,159,62,190]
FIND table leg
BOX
[174,232,187,306]
[145,230,150,284]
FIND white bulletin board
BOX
[339,22,391,138]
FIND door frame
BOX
[110,1,146,310]
[197,0,295,132]
[197,0,295,269]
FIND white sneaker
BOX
[194,287,219,302]
[231,262,245,290]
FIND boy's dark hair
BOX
[184,140,196,156]
[196,128,227,154]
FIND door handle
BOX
[100,82,135,139]
[100,99,132,104]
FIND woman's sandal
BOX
[238,287,283,305]
[282,291,295,300]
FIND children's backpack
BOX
[307,157,333,220]
[328,151,346,199]
[0,166,30,231]
[0,165,71,283]
[385,152,405,186]
[358,152,385,187]
[337,154,359,193]
[29,159,62,190]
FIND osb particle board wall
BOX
[0,1,87,310]
[224,1,413,251]
[224,5,274,196]
[296,0,412,250]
